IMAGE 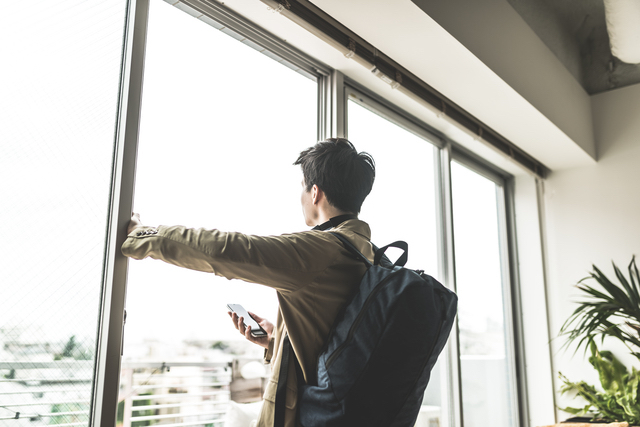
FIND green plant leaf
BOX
[559,405,591,416]
[591,265,630,305]
[559,258,640,424]
[614,261,640,310]
[560,257,640,357]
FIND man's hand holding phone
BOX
[227,306,274,349]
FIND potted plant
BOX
[558,257,640,424]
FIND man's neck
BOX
[316,209,353,225]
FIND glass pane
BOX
[0,1,128,426]
[451,161,516,427]
[347,99,443,426]
[119,1,317,425]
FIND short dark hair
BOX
[294,138,375,214]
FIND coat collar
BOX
[320,216,371,241]
[312,214,357,231]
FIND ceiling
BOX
[506,0,640,94]
[223,0,608,169]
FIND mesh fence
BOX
[0,1,128,425]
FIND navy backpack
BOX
[275,233,458,427]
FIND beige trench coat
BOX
[121,219,375,427]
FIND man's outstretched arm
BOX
[121,213,338,293]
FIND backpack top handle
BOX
[374,241,408,267]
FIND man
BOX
[122,138,376,427]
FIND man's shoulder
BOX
[328,219,374,262]
[331,218,371,240]
[278,219,370,240]
[270,219,371,258]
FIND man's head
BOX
[294,138,375,224]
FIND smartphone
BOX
[227,304,268,338]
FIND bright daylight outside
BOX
[120,1,315,426]
[451,162,516,427]
[1,0,128,426]
[2,1,517,426]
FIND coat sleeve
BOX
[121,225,337,293]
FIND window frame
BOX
[92,0,150,425]
[96,1,530,426]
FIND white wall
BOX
[543,82,640,418]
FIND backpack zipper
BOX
[325,269,401,370]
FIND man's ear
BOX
[312,184,323,205]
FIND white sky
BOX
[1,0,127,348]
[1,0,509,362]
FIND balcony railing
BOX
[0,359,265,427]
[2,358,442,427]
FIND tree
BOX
[62,335,76,358]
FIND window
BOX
[118,1,319,424]
[451,160,519,427]
[4,1,527,425]
[0,1,128,426]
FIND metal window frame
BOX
[505,177,532,427]
[319,70,346,140]
[437,142,464,427]
[92,0,150,426]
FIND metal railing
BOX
[0,361,93,425]
[0,359,264,426]
[119,361,232,427]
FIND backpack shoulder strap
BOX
[274,333,304,426]
[274,334,291,427]
[329,232,408,268]
[329,232,372,268]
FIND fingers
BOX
[228,312,238,330]
[238,317,245,335]
[237,316,247,335]
[228,311,269,347]
[228,312,246,334]
[128,213,142,234]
